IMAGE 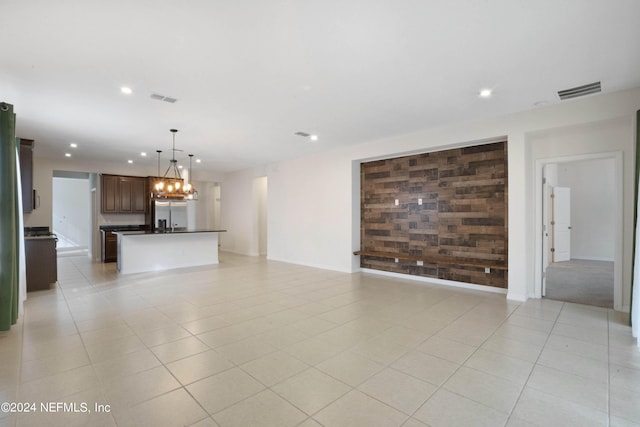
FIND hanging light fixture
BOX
[152,129,197,199]
[154,150,164,192]
[184,154,198,200]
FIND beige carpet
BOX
[545,259,614,308]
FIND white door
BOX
[552,187,571,262]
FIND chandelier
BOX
[152,129,198,200]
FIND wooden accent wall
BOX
[360,141,508,288]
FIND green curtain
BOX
[0,102,19,331]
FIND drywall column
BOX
[507,132,528,301]
[351,160,361,272]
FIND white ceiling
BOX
[2,0,639,173]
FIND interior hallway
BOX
[0,253,638,426]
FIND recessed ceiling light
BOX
[69,143,78,148]
[310,134,319,141]
[140,152,147,157]
[121,86,133,95]
[64,153,71,157]
[127,160,133,164]
[196,159,201,163]
[479,88,492,98]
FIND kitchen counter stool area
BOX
[114,230,226,275]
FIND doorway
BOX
[254,176,268,256]
[52,171,91,257]
[538,155,621,309]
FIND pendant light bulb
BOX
[152,129,197,200]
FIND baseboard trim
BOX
[507,291,528,302]
[220,248,259,256]
[266,256,352,273]
[360,268,508,295]
[571,256,614,262]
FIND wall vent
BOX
[150,93,179,103]
[557,81,601,100]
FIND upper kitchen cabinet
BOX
[19,139,34,213]
[101,174,148,214]
[119,176,147,213]
[102,174,119,213]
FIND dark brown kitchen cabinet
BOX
[101,174,147,214]
[19,139,34,213]
[119,177,134,212]
[128,177,147,213]
[25,237,57,291]
[101,230,118,262]
[102,175,119,213]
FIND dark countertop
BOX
[113,229,227,236]
[100,224,148,232]
[25,235,57,241]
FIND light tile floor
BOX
[0,252,639,427]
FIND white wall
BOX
[25,156,224,231]
[220,167,266,255]
[52,177,90,246]
[192,181,220,230]
[254,176,268,256]
[259,87,639,306]
[527,116,633,310]
[558,158,615,261]
[268,154,355,271]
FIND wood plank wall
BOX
[360,141,508,288]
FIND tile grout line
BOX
[393,296,516,424]
[49,256,118,426]
[497,300,564,426]
[18,254,627,427]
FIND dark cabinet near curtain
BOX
[101,174,147,214]
[19,139,34,213]
[25,237,57,291]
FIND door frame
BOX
[533,151,623,310]
[551,186,571,263]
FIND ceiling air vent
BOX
[294,131,310,137]
[150,93,178,103]
[557,81,601,100]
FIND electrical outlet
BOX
[394,258,399,263]
[418,198,422,205]
[485,267,490,273]
[395,199,399,206]
[417,260,424,266]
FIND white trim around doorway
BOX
[533,151,624,311]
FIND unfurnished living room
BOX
[1,1,640,427]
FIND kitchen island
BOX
[114,229,226,274]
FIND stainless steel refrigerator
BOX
[153,200,188,231]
